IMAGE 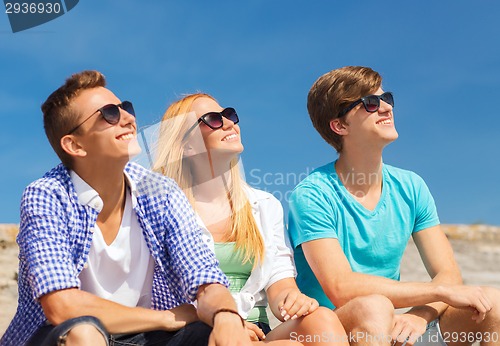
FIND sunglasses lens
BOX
[381,93,394,107]
[364,96,380,112]
[121,101,135,116]
[222,108,239,124]
[100,104,121,124]
[203,113,223,129]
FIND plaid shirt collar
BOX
[70,170,138,211]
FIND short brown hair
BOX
[42,70,106,167]
[307,66,382,152]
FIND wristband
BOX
[212,308,245,328]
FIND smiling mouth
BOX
[117,133,135,140]
[376,118,392,125]
[222,134,237,141]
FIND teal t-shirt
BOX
[288,161,440,309]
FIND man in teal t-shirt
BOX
[288,66,500,346]
[289,162,439,309]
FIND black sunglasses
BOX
[67,101,135,135]
[338,92,394,118]
[183,107,239,140]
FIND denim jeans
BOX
[252,321,271,335]
[108,322,211,346]
[27,317,211,346]
[27,316,109,346]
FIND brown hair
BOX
[307,66,382,152]
[42,70,106,167]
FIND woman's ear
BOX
[182,133,207,157]
[60,135,87,158]
[330,119,348,135]
[183,142,194,157]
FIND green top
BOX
[214,242,269,324]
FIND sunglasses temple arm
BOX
[182,121,199,141]
[139,127,154,169]
[338,100,359,118]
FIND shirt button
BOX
[83,262,89,269]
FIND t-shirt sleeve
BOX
[412,173,440,233]
[288,183,338,249]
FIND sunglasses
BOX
[338,92,394,118]
[183,107,239,140]
[67,101,135,135]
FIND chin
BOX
[127,141,142,159]
[391,129,399,141]
[218,143,244,153]
[213,146,243,161]
[384,128,399,140]
[384,134,399,145]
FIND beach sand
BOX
[1,226,499,338]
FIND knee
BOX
[288,307,346,341]
[306,306,344,328]
[347,295,394,332]
[66,324,107,346]
[350,294,394,320]
[481,286,500,322]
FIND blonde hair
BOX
[153,93,264,266]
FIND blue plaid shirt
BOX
[1,162,228,346]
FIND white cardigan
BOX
[198,187,297,319]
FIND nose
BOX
[120,107,136,126]
[221,116,235,130]
[378,99,393,114]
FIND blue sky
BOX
[0,1,499,225]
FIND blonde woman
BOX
[152,93,348,345]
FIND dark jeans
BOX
[27,316,108,346]
[27,316,212,346]
[108,322,211,346]
[253,321,271,335]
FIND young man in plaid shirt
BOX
[1,71,252,346]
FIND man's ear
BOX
[330,119,348,135]
[60,135,87,158]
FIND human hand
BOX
[163,303,199,331]
[438,285,492,322]
[244,321,265,341]
[278,289,319,322]
[391,314,427,346]
[209,311,252,346]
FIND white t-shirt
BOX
[72,171,155,308]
